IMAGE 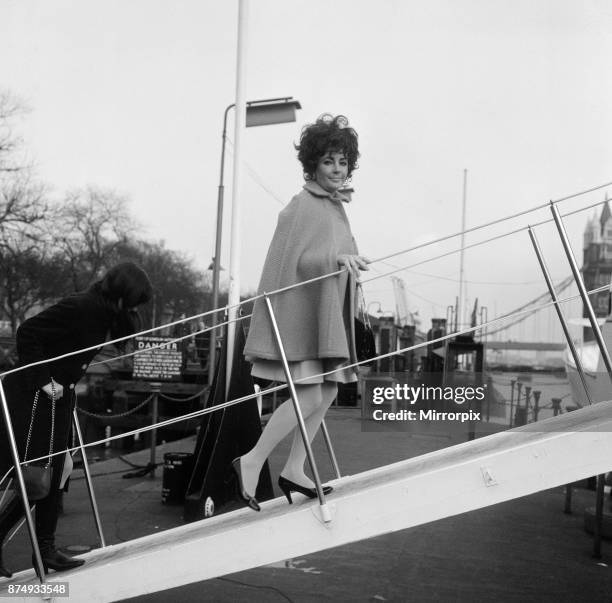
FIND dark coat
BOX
[0,289,114,488]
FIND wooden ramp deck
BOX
[3,400,612,602]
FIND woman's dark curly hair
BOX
[295,114,359,181]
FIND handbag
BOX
[354,283,377,366]
[21,381,56,501]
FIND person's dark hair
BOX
[295,114,359,181]
[93,262,153,345]
[99,262,153,309]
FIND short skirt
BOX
[251,358,357,385]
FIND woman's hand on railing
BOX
[338,254,370,278]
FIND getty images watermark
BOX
[361,374,490,432]
[371,383,485,422]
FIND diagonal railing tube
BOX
[320,419,341,479]
[263,294,332,522]
[527,226,594,405]
[549,201,609,559]
[550,202,612,379]
[72,408,106,547]
[0,380,46,581]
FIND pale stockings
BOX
[238,382,337,495]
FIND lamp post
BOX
[208,96,302,386]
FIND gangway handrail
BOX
[2,183,610,381]
[8,280,609,469]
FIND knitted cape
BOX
[244,181,358,364]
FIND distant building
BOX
[582,196,612,340]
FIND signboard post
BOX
[133,337,183,477]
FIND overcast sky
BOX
[2,0,611,335]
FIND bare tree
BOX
[0,175,46,232]
[0,90,29,175]
[0,91,44,232]
[51,186,137,290]
[0,230,64,334]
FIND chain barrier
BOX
[76,394,154,420]
[159,388,208,403]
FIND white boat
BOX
[564,317,612,407]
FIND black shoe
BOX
[231,458,260,512]
[33,548,85,574]
[0,494,24,579]
[278,476,333,504]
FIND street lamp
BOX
[208,96,302,385]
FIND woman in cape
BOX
[234,114,369,510]
[0,262,152,576]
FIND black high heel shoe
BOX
[231,458,260,512]
[278,476,333,504]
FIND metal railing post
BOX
[550,202,612,378]
[320,419,341,479]
[149,383,161,478]
[0,380,46,581]
[263,294,331,522]
[72,408,106,547]
[528,226,594,405]
[549,202,609,557]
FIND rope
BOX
[363,197,611,284]
[369,181,612,265]
[16,280,608,467]
[1,180,609,380]
[89,313,251,368]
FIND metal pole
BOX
[226,0,250,394]
[458,169,467,331]
[72,408,106,547]
[550,202,612,381]
[532,390,541,422]
[0,380,46,581]
[320,419,341,479]
[528,226,594,405]
[593,473,605,558]
[149,383,161,477]
[509,379,515,427]
[263,295,331,522]
[208,103,234,389]
[549,203,611,555]
[564,483,573,514]
[515,381,523,426]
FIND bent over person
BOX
[0,262,152,577]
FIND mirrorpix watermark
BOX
[372,383,484,422]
